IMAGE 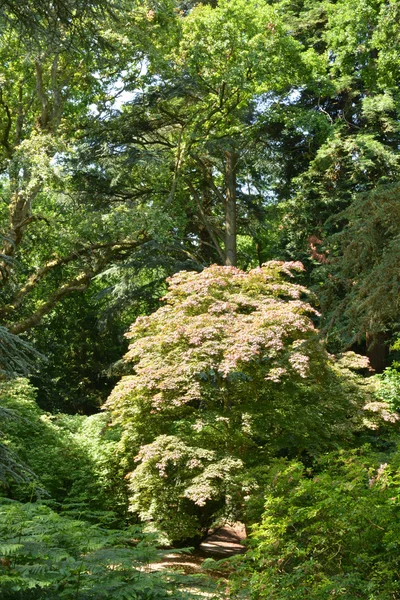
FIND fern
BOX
[0,499,208,599]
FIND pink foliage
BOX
[105,262,324,416]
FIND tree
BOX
[175,0,307,266]
[315,182,400,370]
[0,0,112,34]
[79,0,318,274]
[105,262,362,543]
[272,0,400,366]
[0,2,164,406]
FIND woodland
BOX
[1,0,400,598]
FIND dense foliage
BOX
[2,0,400,598]
[0,379,125,511]
[105,263,364,543]
[0,500,195,600]
[229,445,400,599]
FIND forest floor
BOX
[148,524,246,598]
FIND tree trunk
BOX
[366,331,390,373]
[225,150,238,267]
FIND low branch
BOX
[1,237,147,317]
[8,270,94,335]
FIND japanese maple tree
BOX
[105,262,361,542]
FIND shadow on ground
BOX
[148,523,246,576]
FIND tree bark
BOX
[366,331,390,373]
[3,238,147,333]
[225,150,238,267]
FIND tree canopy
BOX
[2,0,400,598]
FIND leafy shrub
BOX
[105,263,364,543]
[128,435,243,544]
[0,499,195,600]
[376,366,400,412]
[0,379,127,517]
[230,447,400,599]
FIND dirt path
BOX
[150,523,246,571]
[147,524,246,597]
[199,522,246,558]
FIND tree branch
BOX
[35,60,50,129]
[191,153,225,204]
[0,182,42,284]
[0,88,13,157]
[8,270,95,334]
[1,237,148,317]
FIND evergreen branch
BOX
[0,326,45,377]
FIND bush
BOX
[376,366,400,412]
[231,447,400,599]
[0,379,127,518]
[127,434,243,544]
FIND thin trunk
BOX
[225,150,238,267]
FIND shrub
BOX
[230,447,400,599]
[376,366,400,412]
[0,379,127,518]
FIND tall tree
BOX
[77,0,318,273]
[258,0,400,368]
[0,6,151,341]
